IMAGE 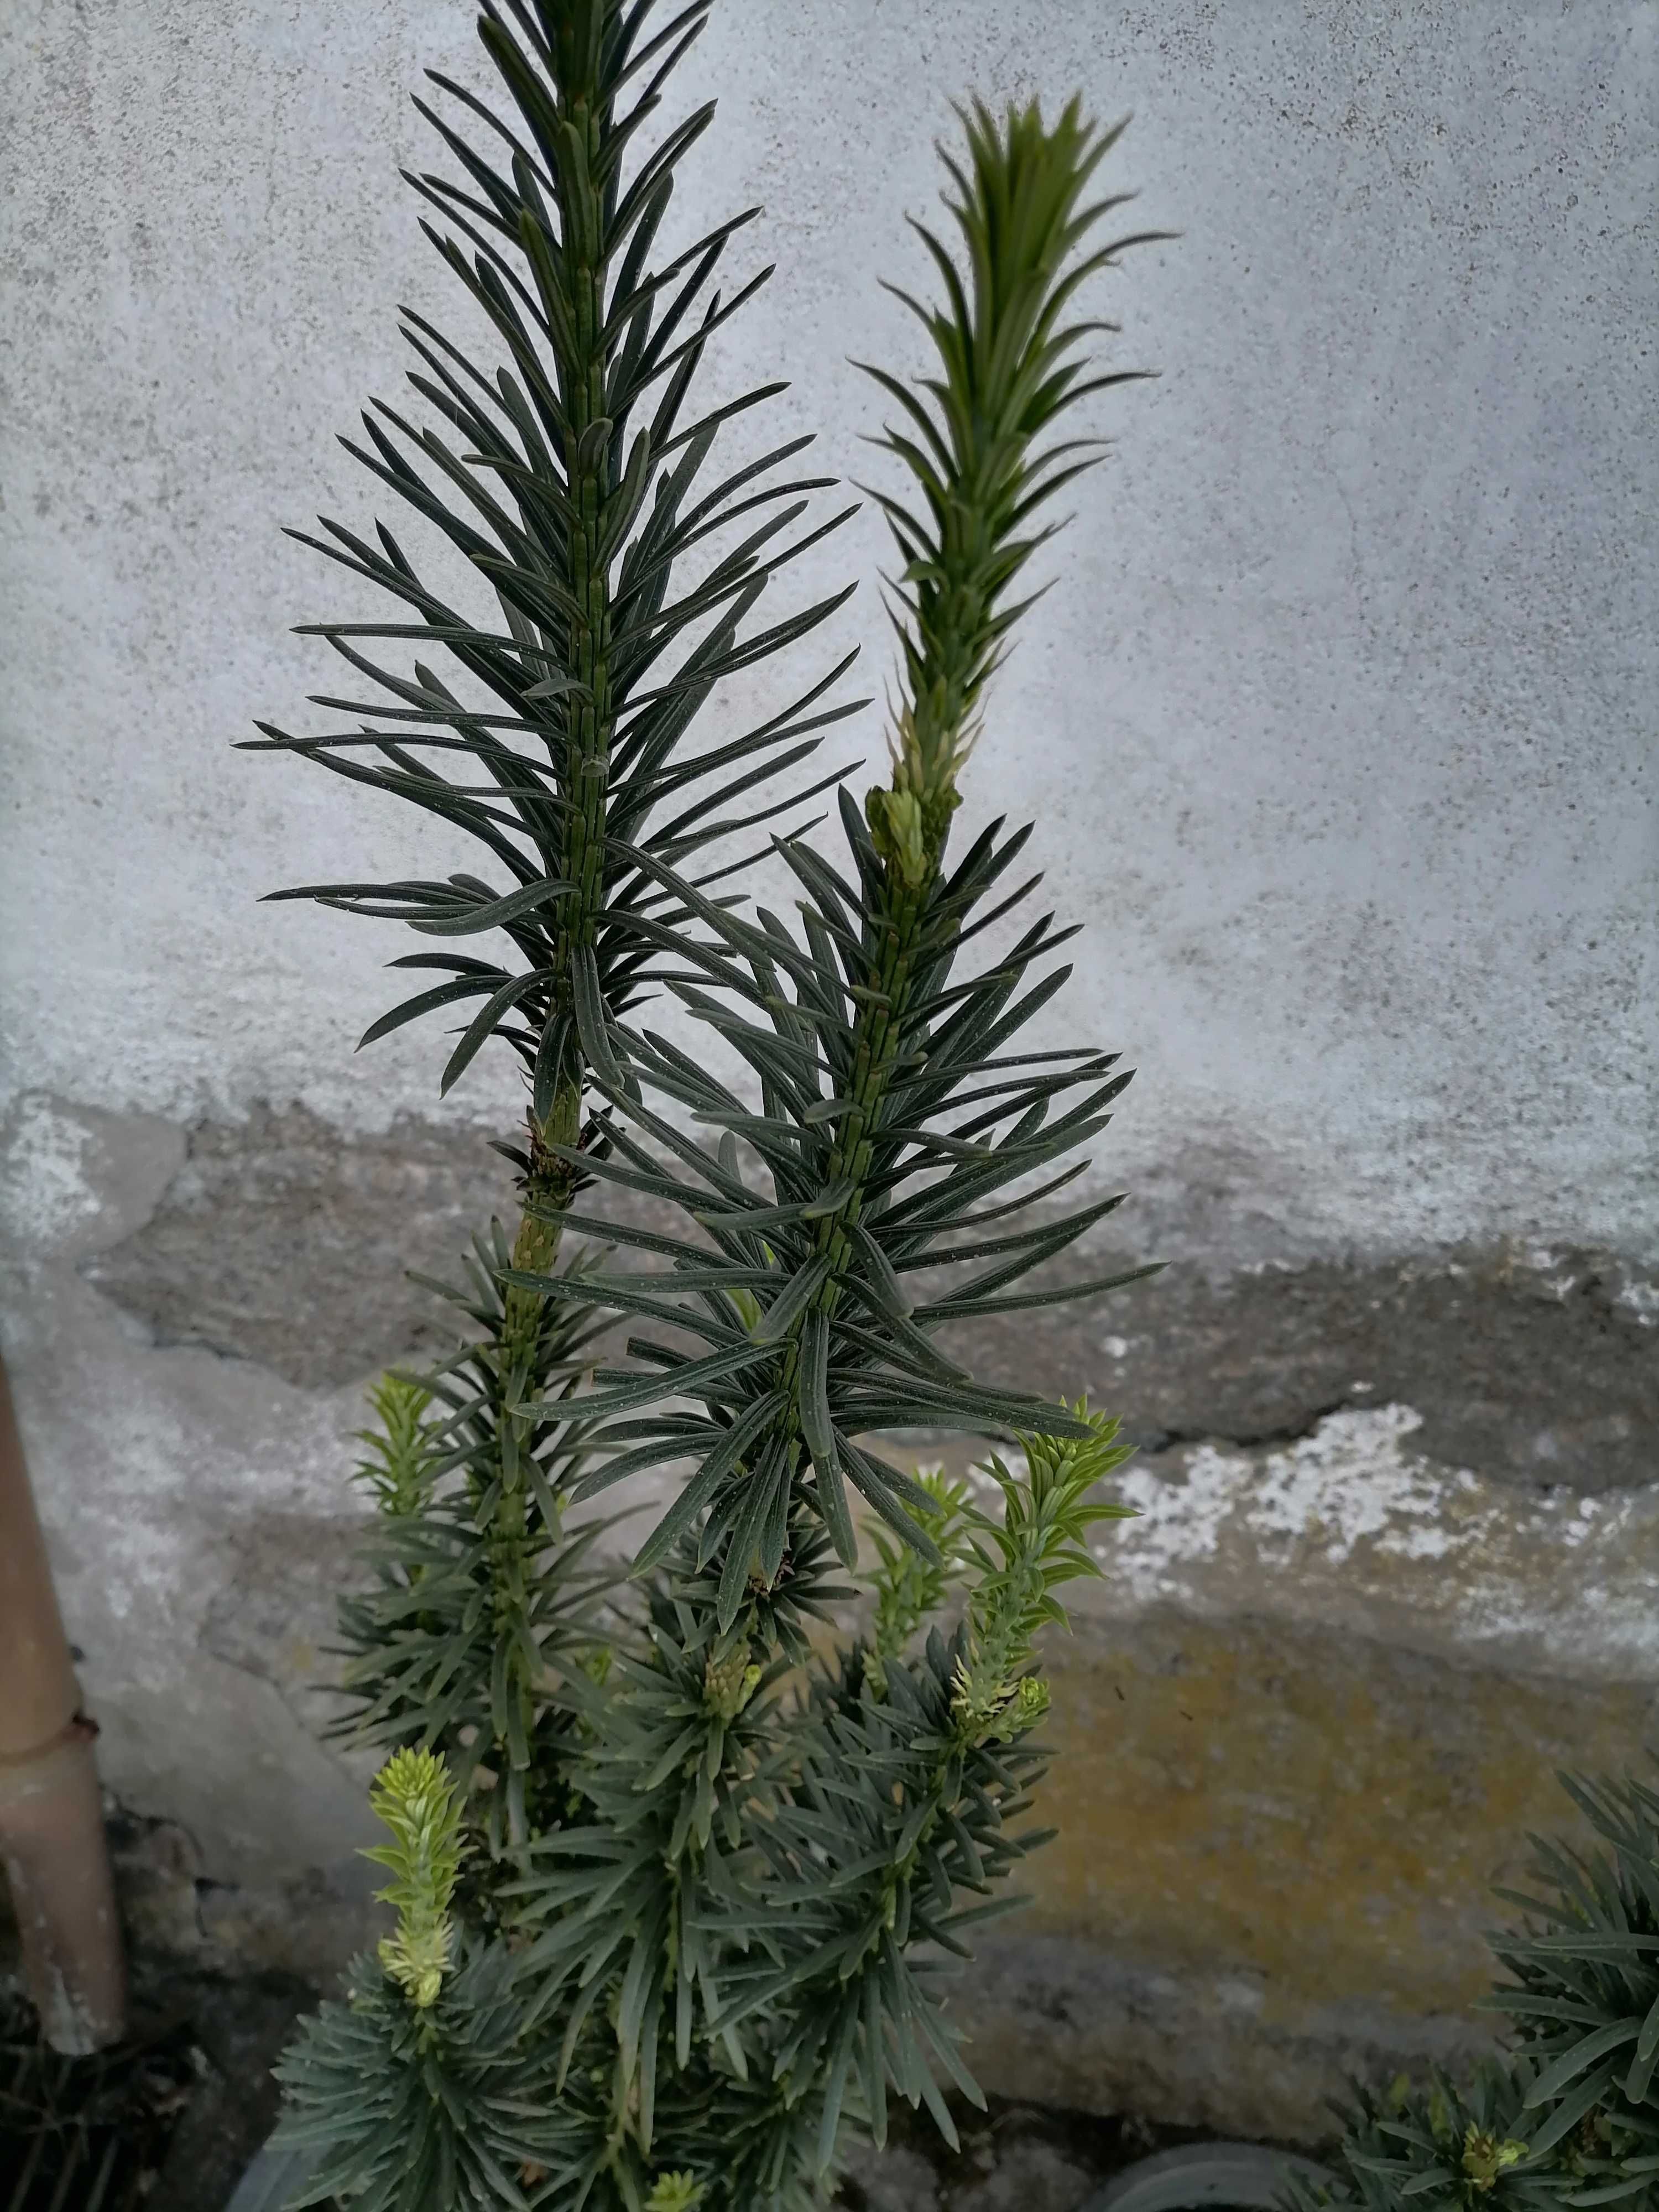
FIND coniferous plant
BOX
[1283,1769,1659,2212]
[251,4,1170,2205]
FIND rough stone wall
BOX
[5,1094,1656,2138]
[2,0,1656,2145]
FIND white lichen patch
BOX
[0,1094,101,1250]
[1087,1405,1659,1681]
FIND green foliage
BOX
[272,1939,566,2210]
[1282,2064,1562,2212]
[511,798,1159,1613]
[353,1376,446,1518]
[254,4,1166,2205]
[327,1256,617,1856]
[857,95,1172,870]
[1285,1770,1659,2212]
[867,1469,973,1699]
[364,1749,471,2009]
[1488,1773,1659,2194]
[644,2178,703,2212]
[949,1406,1135,1744]
[244,0,862,1128]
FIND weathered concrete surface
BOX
[957,1619,1649,2139]
[924,1397,1659,2138]
[0,1094,383,1901]
[83,1099,521,1390]
[2,0,1655,1256]
[84,1104,1659,1494]
[949,1240,1659,1496]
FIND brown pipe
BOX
[0,1350,126,2053]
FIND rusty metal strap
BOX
[0,1713,100,1803]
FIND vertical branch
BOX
[717,96,1170,1597]
[253,0,859,1866]
[487,3,625,1833]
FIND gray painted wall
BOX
[6,0,1654,1249]
[1,0,1655,2138]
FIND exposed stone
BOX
[947,1930,1490,2152]
[947,1601,1650,2140]
[0,1097,387,1896]
[840,2127,1101,2212]
[1074,1407,1659,1682]
[103,1807,213,1964]
[97,1802,382,1995]
[839,2101,1196,2212]
[79,1100,523,1391]
[8,1093,1659,2148]
[942,1239,1659,1497]
[841,2141,943,2212]
[75,1104,1659,1494]
[148,1973,321,2212]
[951,2138,1097,2212]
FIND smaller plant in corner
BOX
[1283,1768,1659,2212]
[249,3,1173,2205]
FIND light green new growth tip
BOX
[352,1373,441,1520]
[858,96,1171,879]
[1462,2126,1529,2193]
[866,1468,975,1699]
[950,1402,1138,1744]
[644,2173,705,2212]
[363,1746,468,2008]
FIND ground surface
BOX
[1,1982,216,2209]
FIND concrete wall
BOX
[2,0,1656,2140]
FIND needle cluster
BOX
[254,7,1166,2205]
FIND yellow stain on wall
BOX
[1024,1606,1651,2023]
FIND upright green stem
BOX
[489,45,620,1833]
[748,841,943,1590]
